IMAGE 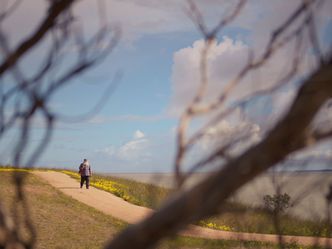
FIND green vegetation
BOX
[1,167,325,248]
[60,169,331,238]
[159,237,279,249]
[263,193,291,213]
[0,168,291,249]
[60,170,172,208]
[201,204,330,237]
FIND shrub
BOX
[263,193,291,213]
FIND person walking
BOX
[79,159,92,189]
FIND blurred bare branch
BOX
[186,0,246,39]
[106,58,332,249]
[0,0,331,248]
[175,0,324,187]
[54,70,122,122]
[106,0,332,248]
[0,0,75,75]
[176,0,247,185]
[0,0,120,248]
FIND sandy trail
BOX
[34,171,332,247]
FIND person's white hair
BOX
[83,159,90,166]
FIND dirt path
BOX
[34,171,332,247]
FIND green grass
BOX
[92,174,172,208]
[202,206,330,237]
[159,236,324,249]
[159,237,278,249]
[59,169,331,238]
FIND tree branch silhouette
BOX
[105,56,332,249]
[106,0,332,248]
[0,0,119,248]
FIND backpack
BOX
[79,163,84,174]
[79,163,90,176]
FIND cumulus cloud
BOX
[94,129,178,172]
[284,140,332,170]
[169,37,249,115]
[168,32,318,166]
[168,0,331,120]
[198,119,261,156]
[173,35,315,107]
[168,30,320,131]
[134,130,145,139]
[98,130,150,162]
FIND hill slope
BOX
[0,171,125,249]
[0,170,322,249]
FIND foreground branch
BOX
[105,58,332,249]
[0,0,75,76]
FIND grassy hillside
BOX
[60,170,330,238]
[0,170,274,249]
[0,169,318,248]
[0,171,125,249]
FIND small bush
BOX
[263,193,291,213]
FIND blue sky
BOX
[1,0,332,173]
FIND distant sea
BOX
[108,171,332,221]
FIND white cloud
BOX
[312,100,332,134]
[134,130,145,139]
[199,119,261,154]
[169,37,249,116]
[168,35,317,165]
[100,146,116,157]
[98,130,150,162]
[167,0,330,120]
[286,141,332,170]
[169,30,319,126]
[300,149,332,159]
[169,36,280,115]
[117,138,149,161]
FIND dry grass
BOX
[0,171,125,249]
[0,169,318,249]
[63,171,330,238]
